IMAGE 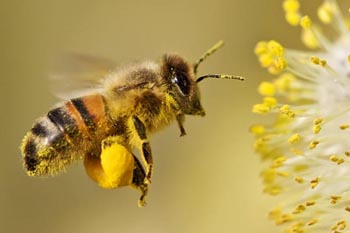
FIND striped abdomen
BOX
[21,94,112,176]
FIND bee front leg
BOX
[176,113,186,137]
[131,115,153,184]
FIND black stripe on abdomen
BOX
[23,139,39,172]
[71,98,96,131]
[47,107,78,139]
[31,122,49,137]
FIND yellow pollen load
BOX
[318,2,334,24]
[100,143,134,188]
[258,81,275,96]
[309,140,319,149]
[288,133,300,144]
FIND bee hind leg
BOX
[131,115,153,184]
[130,154,148,207]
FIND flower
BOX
[252,0,350,232]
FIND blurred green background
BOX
[1,1,325,233]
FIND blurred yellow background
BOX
[1,1,325,233]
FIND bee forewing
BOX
[50,53,116,100]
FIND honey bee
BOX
[20,41,244,207]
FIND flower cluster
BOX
[252,1,350,232]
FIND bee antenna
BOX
[193,40,225,75]
[196,74,245,83]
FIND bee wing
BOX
[50,54,116,100]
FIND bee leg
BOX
[130,154,148,207]
[131,115,153,184]
[176,113,186,137]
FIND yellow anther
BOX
[310,177,319,189]
[314,118,324,125]
[274,73,295,91]
[294,164,308,172]
[277,171,289,177]
[263,97,277,108]
[280,105,295,118]
[310,56,327,66]
[259,53,274,67]
[301,29,319,49]
[330,195,341,204]
[345,206,350,212]
[345,151,350,157]
[283,0,300,13]
[258,81,275,96]
[330,155,339,163]
[318,2,334,24]
[313,125,321,134]
[267,40,284,57]
[340,124,349,130]
[254,41,268,55]
[347,55,350,64]
[274,57,288,70]
[250,124,265,135]
[333,220,346,231]
[300,15,312,29]
[292,204,306,214]
[319,59,327,67]
[294,176,304,184]
[290,148,303,155]
[337,158,345,165]
[276,214,293,225]
[252,104,270,114]
[265,186,282,195]
[309,140,319,149]
[272,156,287,168]
[288,133,300,144]
[305,201,315,206]
[285,12,301,26]
[307,218,318,226]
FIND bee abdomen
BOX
[21,94,110,176]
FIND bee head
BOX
[161,54,205,116]
[161,41,244,117]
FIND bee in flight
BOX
[20,41,244,207]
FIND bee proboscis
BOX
[20,41,244,207]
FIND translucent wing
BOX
[50,53,116,100]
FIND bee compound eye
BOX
[173,72,190,95]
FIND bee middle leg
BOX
[131,115,153,184]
